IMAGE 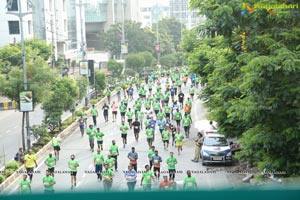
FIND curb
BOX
[0,92,115,193]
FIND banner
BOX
[79,61,89,75]
[19,90,34,112]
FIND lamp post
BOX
[121,0,127,75]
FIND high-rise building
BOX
[170,0,202,29]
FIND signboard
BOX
[155,44,160,53]
[79,61,89,75]
[121,43,128,54]
[19,90,34,112]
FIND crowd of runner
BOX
[19,67,201,194]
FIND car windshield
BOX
[204,136,228,147]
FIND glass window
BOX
[8,21,20,34]
[28,20,32,34]
[7,0,18,11]
[204,137,228,147]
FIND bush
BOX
[0,174,4,184]
[5,168,15,178]
[5,161,20,170]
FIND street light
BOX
[121,0,127,75]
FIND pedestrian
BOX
[102,103,109,122]
[125,165,137,192]
[166,152,177,181]
[183,170,198,190]
[68,154,79,189]
[127,147,138,172]
[91,104,98,126]
[189,85,195,101]
[106,88,111,104]
[145,126,154,148]
[86,125,96,152]
[119,101,127,122]
[94,148,105,181]
[102,164,114,191]
[78,115,85,136]
[19,174,31,194]
[159,175,173,190]
[52,133,62,160]
[120,121,129,148]
[192,132,203,162]
[24,149,38,182]
[42,170,56,194]
[140,165,155,191]
[161,127,170,151]
[174,109,182,129]
[44,153,56,177]
[111,101,118,122]
[109,140,119,172]
[182,113,192,138]
[95,128,104,150]
[147,146,155,170]
[104,154,115,172]
[126,108,134,129]
[14,147,24,164]
[132,118,141,142]
[152,150,162,180]
[178,91,184,109]
[175,131,184,155]
[169,124,177,146]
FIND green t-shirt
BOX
[45,156,56,168]
[189,88,195,94]
[148,83,153,89]
[91,108,98,116]
[68,160,79,172]
[162,130,170,140]
[94,153,104,165]
[106,89,111,96]
[153,102,160,110]
[137,110,143,119]
[120,125,129,134]
[164,106,171,114]
[175,112,182,120]
[102,169,114,181]
[141,88,147,95]
[157,112,164,119]
[146,128,154,138]
[145,101,151,109]
[183,117,191,126]
[116,86,121,92]
[52,137,61,147]
[163,94,169,101]
[142,170,153,185]
[126,111,134,119]
[147,150,155,159]
[166,157,177,170]
[186,100,192,106]
[86,128,96,139]
[175,133,184,142]
[184,176,197,189]
[96,131,104,141]
[123,98,128,104]
[43,176,55,191]
[120,104,127,113]
[109,145,119,156]
[19,180,31,194]
[104,158,115,170]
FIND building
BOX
[0,0,33,46]
[170,0,202,29]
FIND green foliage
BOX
[0,174,4,184]
[160,52,184,68]
[31,124,48,140]
[24,39,51,60]
[5,161,20,170]
[76,76,89,100]
[125,53,145,73]
[107,59,123,78]
[138,51,154,67]
[95,71,107,93]
[5,169,15,178]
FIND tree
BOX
[125,53,145,74]
[76,76,89,100]
[160,52,183,68]
[95,71,107,93]
[107,59,123,78]
[138,51,154,67]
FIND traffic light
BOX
[88,60,95,85]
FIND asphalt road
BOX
[3,78,241,194]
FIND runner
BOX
[175,131,184,155]
[86,124,96,152]
[125,165,137,192]
[145,126,154,148]
[44,153,56,177]
[140,165,155,191]
[42,170,56,194]
[164,104,171,122]
[159,175,173,190]
[152,150,162,180]
[106,87,111,104]
[192,132,203,162]
[127,147,138,172]
[178,90,185,109]
[169,124,177,146]
[102,103,109,122]
[183,74,188,87]
[24,149,37,182]
[182,113,192,138]
[82,110,88,126]
[119,101,127,122]
[109,140,119,171]
[189,85,195,101]
[111,101,118,122]
[183,170,198,190]
[68,154,79,189]
[186,97,193,110]
[116,85,121,102]
[169,85,176,102]
[162,127,171,151]
[153,100,161,116]
[120,121,129,148]
[166,152,177,181]
[95,128,104,150]
[148,117,157,141]
[171,101,179,120]
[94,148,105,181]
[77,115,85,136]
[157,117,166,136]
[104,154,115,172]
[132,118,141,142]
[136,109,144,130]
[19,174,31,194]
[102,164,114,191]
[128,85,134,101]
[52,133,62,160]
[126,108,134,129]
[91,104,98,126]
[174,109,182,129]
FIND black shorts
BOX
[179,99,184,103]
[26,167,34,174]
[147,138,153,143]
[163,140,169,144]
[124,103,128,107]
[190,94,194,96]
[48,167,55,174]
[165,113,170,118]
[184,126,190,131]
[176,120,181,124]
[149,88,152,91]
[97,141,103,144]
[70,171,77,176]
[121,112,125,116]
[112,111,117,115]
[54,146,60,151]
[142,95,146,98]
[121,134,127,139]
[153,167,160,172]
[128,119,132,123]
[134,128,140,134]
[154,110,159,115]
[164,100,169,104]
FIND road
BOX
[3,78,241,194]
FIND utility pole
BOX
[112,0,115,25]
[121,0,126,74]
[7,0,32,150]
